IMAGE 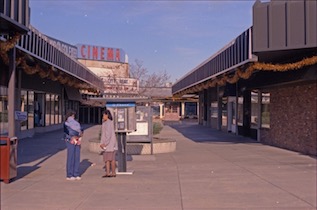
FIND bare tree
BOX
[129,59,171,89]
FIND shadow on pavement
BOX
[14,124,95,182]
[165,120,259,144]
[79,158,93,176]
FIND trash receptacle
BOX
[0,136,18,183]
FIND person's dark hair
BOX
[65,109,76,121]
[103,109,113,121]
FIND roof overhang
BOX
[88,96,151,105]
[254,47,317,63]
[0,14,29,34]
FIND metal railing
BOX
[15,25,104,91]
[172,28,255,95]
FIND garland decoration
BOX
[0,33,99,93]
[39,69,50,78]
[0,33,21,65]
[48,70,59,81]
[174,55,317,97]
[20,59,39,75]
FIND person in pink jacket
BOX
[100,109,118,178]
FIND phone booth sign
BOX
[106,102,136,133]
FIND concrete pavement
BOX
[1,121,316,210]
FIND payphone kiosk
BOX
[106,102,136,173]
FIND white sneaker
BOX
[75,176,81,180]
[66,177,76,181]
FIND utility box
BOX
[0,136,18,183]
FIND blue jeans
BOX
[66,141,81,178]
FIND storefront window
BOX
[261,92,270,128]
[237,97,243,126]
[227,97,237,127]
[151,105,160,117]
[251,91,258,128]
[0,86,8,135]
[185,102,197,118]
[54,95,60,124]
[58,96,62,123]
[50,94,55,125]
[45,94,51,126]
[165,102,178,113]
[43,93,62,125]
[28,91,34,129]
[21,90,28,130]
[210,101,218,119]
[222,98,227,127]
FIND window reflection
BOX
[0,86,8,135]
[28,91,34,129]
[237,97,243,126]
[251,91,258,128]
[21,90,28,130]
[261,92,270,128]
[46,93,51,126]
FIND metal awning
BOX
[14,25,104,92]
[65,86,82,101]
[172,28,256,96]
[0,14,29,34]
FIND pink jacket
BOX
[100,120,118,152]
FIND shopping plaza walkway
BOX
[1,121,316,210]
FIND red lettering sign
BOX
[115,49,120,61]
[77,44,124,62]
[101,47,105,60]
[80,45,86,58]
[107,48,114,61]
[87,45,91,59]
[92,46,98,60]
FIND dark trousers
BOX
[66,141,81,178]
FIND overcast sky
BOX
[29,0,255,82]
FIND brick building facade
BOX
[261,81,316,155]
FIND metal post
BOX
[117,132,127,172]
[149,107,153,155]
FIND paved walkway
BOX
[1,121,316,210]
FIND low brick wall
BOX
[261,82,317,156]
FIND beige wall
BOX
[261,82,317,156]
[77,59,129,78]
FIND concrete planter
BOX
[88,138,176,155]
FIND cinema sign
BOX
[77,44,126,63]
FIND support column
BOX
[243,90,251,136]
[181,102,185,119]
[217,85,222,131]
[8,47,16,138]
[88,107,91,123]
[61,87,65,121]
[257,90,262,142]
[159,103,164,119]
[235,82,239,135]
[196,102,199,119]
[198,92,204,125]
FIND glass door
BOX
[227,96,236,133]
